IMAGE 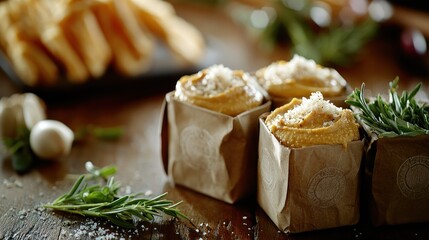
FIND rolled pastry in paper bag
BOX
[255,54,352,109]
[257,92,364,233]
[161,65,271,203]
[366,134,429,226]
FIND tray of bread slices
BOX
[0,0,211,93]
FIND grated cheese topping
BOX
[262,55,341,88]
[180,64,245,97]
[274,92,342,127]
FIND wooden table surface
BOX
[1,2,429,240]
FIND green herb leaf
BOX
[3,127,34,173]
[11,146,34,173]
[260,1,377,66]
[74,125,124,141]
[44,162,188,228]
[347,78,429,137]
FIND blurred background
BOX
[1,0,428,99]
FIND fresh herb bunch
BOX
[260,0,377,66]
[346,78,429,137]
[44,162,188,228]
[2,127,35,173]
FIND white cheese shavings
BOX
[262,55,339,87]
[183,65,245,96]
[281,92,342,126]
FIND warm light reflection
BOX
[368,0,393,22]
[282,0,306,11]
[411,30,427,55]
[250,9,270,29]
[310,3,332,27]
[349,0,368,15]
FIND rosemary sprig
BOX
[260,0,377,66]
[346,77,429,137]
[44,162,189,228]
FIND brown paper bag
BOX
[161,91,271,203]
[257,116,364,233]
[365,134,429,226]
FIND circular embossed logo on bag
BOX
[308,167,346,208]
[397,156,429,200]
[180,126,217,170]
[261,147,276,192]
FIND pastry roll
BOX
[265,92,359,148]
[175,65,264,116]
[256,55,347,99]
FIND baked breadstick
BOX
[92,0,153,76]
[128,0,204,65]
[59,5,112,78]
[41,26,89,83]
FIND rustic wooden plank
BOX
[0,207,63,240]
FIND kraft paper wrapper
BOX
[257,116,364,233]
[365,134,429,226]
[161,91,271,203]
[269,84,353,109]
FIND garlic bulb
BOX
[29,120,74,160]
[0,93,46,139]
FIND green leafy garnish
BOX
[74,125,124,141]
[3,127,34,173]
[44,162,188,228]
[346,77,429,137]
[259,0,377,66]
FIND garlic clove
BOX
[22,93,46,129]
[30,120,74,160]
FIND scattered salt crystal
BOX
[242,216,247,220]
[18,209,28,216]
[144,190,153,196]
[195,229,200,233]
[3,179,13,188]
[14,180,23,188]
[125,185,132,194]
[243,223,247,226]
